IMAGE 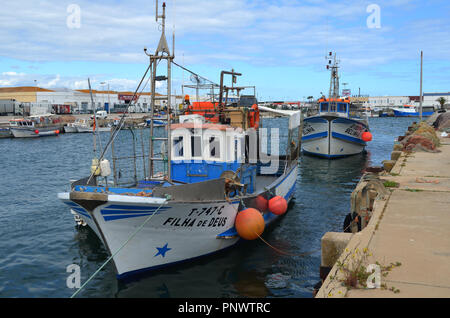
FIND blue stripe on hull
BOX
[331,132,366,145]
[393,110,434,117]
[301,131,328,141]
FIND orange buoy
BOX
[362,131,372,142]
[254,195,268,212]
[34,129,39,134]
[268,196,287,215]
[55,130,60,134]
[235,208,265,240]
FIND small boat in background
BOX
[9,115,61,138]
[63,118,88,133]
[393,104,435,117]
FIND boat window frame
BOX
[190,134,203,160]
[320,102,329,112]
[172,135,185,160]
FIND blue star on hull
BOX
[154,243,171,257]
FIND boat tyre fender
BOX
[343,212,361,233]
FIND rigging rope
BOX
[86,63,152,185]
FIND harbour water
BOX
[0,116,416,298]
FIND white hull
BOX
[10,127,59,138]
[64,125,78,133]
[59,165,298,278]
[76,126,111,133]
[301,115,368,158]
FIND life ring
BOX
[248,104,260,129]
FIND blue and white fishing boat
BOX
[58,2,300,280]
[393,105,435,117]
[301,52,371,158]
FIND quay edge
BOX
[316,121,450,298]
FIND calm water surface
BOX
[0,117,415,297]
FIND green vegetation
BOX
[383,180,399,188]
[436,97,447,110]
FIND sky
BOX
[0,0,449,101]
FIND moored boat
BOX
[393,105,435,117]
[58,2,300,280]
[9,115,61,138]
[301,53,372,158]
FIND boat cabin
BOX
[170,115,257,193]
[318,98,350,117]
[9,119,35,128]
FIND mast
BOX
[419,51,423,121]
[145,1,174,181]
[326,52,340,110]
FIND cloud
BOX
[0,0,449,98]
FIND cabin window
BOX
[173,136,184,158]
[330,102,336,112]
[234,139,239,162]
[337,103,347,112]
[320,102,329,112]
[191,135,202,158]
[209,136,221,159]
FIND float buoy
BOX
[55,130,60,134]
[254,195,268,212]
[362,131,372,142]
[235,208,265,240]
[34,129,39,134]
[268,196,288,215]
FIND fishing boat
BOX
[58,2,299,280]
[9,115,61,138]
[76,124,112,133]
[301,53,372,158]
[64,118,90,133]
[393,104,435,117]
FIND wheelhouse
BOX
[318,98,350,117]
[170,115,259,191]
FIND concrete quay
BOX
[316,135,450,298]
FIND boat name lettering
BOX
[303,123,315,135]
[187,205,224,217]
[162,216,228,228]
[344,124,362,138]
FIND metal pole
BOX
[419,51,423,121]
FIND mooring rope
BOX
[70,196,169,298]
[225,194,359,257]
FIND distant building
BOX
[360,93,448,109]
[0,86,182,115]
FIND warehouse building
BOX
[0,86,182,115]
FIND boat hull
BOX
[58,164,297,278]
[301,115,368,158]
[64,125,78,133]
[76,126,111,133]
[0,128,12,138]
[393,109,434,117]
[10,126,60,138]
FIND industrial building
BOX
[362,93,449,109]
[0,86,183,116]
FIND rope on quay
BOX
[70,196,170,298]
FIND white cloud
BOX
[0,0,448,96]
